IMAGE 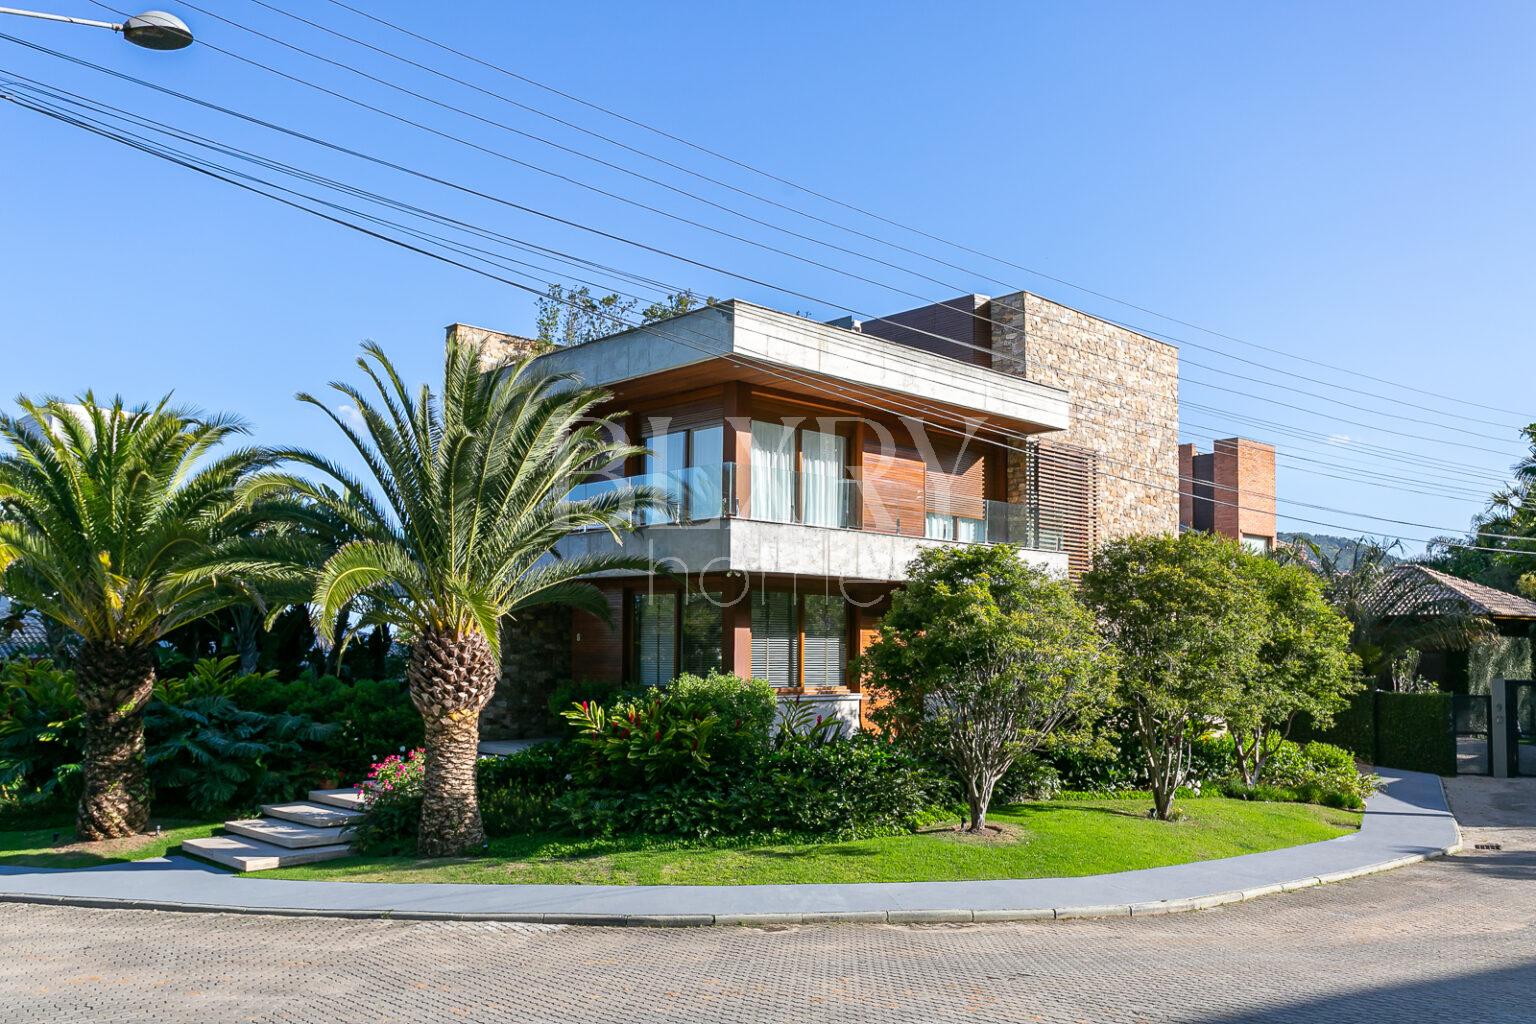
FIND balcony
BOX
[568,462,1062,553]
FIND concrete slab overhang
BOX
[527,300,1070,435]
[552,519,1070,584]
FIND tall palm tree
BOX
[0,396,281,838]
[264,339,664,856]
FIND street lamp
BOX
[0,7,192,49]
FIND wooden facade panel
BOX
[571,585,625,683]
[860,436,926,537]
[925,441,986,518]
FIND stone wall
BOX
[482,607,572,739]
[445,322,548,369]
[989,291,1179,540]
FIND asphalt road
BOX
[2,777,1531,1024]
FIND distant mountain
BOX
[1278,532,1403,570]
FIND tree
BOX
[262,339,665,856]
[1080,532,1266,820]
[0,396,279,838]
[861,545,1112,833]
[1224,555,1359,786]
[535,284,715,349]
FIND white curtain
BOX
[800,429,845,528]
[750,421,794,523]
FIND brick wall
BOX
[1178,437,1277,545]
[989,291,1180,540]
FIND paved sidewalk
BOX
[0,769,1459,925]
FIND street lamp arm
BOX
[0,6,190,48]
[0,6,121,31]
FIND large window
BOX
[749,420,851,528]
[642,423,724,524]
[632,592,677,686]
[632,589,722,685]
[750,589,798,688]
[802,594,848,688]
[751,590,849,689]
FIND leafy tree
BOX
[1224,555,1359,786]
[261,339,665,856]
[535,284,715,349]
[0,397,281,839]
[862,546,1112,832]
[1080,532,1266,820]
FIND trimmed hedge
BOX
[1375,692,1456,776]
[1293,689,1455,776]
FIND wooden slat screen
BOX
[1028,440,1098,579]
[571,586,625,682]
[860,436,926,537]
[924,441,986,518]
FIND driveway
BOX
[2,779,1533,1024]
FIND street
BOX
[3,778,1531,1024]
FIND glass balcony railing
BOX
[565,461,1060,552]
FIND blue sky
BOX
[1,0,1532,550]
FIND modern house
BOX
[1178,437,1278,553]
[459,290,1184,736]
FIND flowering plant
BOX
[360,748,425,802]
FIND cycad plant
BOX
[268,340,663,856]
[0,397,280,838]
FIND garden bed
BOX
[257,797,1359,887]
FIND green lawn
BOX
[263,798,1360,886]
[0,819,221,869]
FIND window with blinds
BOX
[750,590,798,688]
[681,591,723,676]
[802,595,847,688]
[632,592,677,686]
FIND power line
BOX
[310,0,1532,422]
[63,7,1534,448]
[9,74,1533,553]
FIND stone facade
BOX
[445,322,547,369]
[483,606,571,739]
[988,291,1180,541]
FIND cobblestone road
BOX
[2,779,1531,1023]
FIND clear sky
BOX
[1,0,1532,550]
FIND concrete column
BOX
[1491,678,1511,778]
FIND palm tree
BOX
[0,396,280,839]
[264,339,664,856]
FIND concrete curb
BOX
[0,840,1461,927]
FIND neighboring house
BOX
[1371,565,1536,694]
[1178,437,1278,553]
[454,291,1187,737]
[0,596,49,660]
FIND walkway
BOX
[0,769,1457,924]
[2,779,1531,1023]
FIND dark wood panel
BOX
[571,585,624,683]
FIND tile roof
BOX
[1377,565,1536,621]
[0,599,50,658]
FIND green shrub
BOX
[995,753,1062,803]
[553,734,952,841]
[230,673,422,781]
[1375,691,1456,775]
[546,678,627,728]
[145,696,336,815]
[348,750,424,855]
[479,743,574,836]
[0,659,84,809]
[560,673,774,788]
[1292,690,1376,760]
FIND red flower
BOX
[653,729,662,741]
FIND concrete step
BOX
[308,788,367,812]
[181,834,353,873]
[225,817,355,849]
[260,801,364,829]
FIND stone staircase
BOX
[181,788,364,872]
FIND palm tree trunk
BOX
[407,626,498,857]
[232,605,261,675]
[74,640,155,840]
